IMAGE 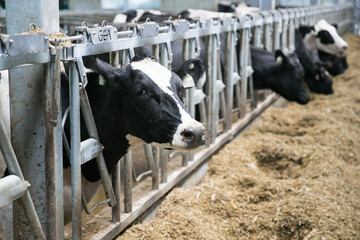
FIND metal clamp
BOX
[173,19,190,33]
[0,27,49,56]
[75,56,88,88]
[138,21,159,38]
[75,21,117,45]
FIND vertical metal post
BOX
[5,0,60,239]
[143,145,159,190]
[272,12,281,51]
[122,50,132,213]
[280,10,289,54]
[111,163,120,222]
[206,34,217,144]
[69,60,82,240]
[187,39,196,161]
[44,48,63,240]
[264,16,273,52]
[110,52,121,223]
[224,30,235,131]
[288,10,296,53]
[239,26,250,118]
[124,153,132,213]
[183,38,196,163]
[160,148,168,183]
[158,43,170,178]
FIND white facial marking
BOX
[307,19,348,56]
[130,58,203,149]
[126,134,144,151]
[113,13,127,23]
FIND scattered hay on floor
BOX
[119,35,360,240]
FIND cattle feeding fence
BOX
[0,2,353,240]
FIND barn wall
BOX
[69,0,101,10]
[160,0,221,14]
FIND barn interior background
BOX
[0,0,359,239]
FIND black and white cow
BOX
[251,46,310,104]
[175,9,310,104]
[63,55,206,182]
[295,29,333,94]
[65,54,206,223]
[317,50,348,76]
[299,19,348,57]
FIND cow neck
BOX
[303,33,317,51]
[88,86,131,161]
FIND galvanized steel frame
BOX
[0,3,353,240]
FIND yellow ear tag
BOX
[182,74,195,88]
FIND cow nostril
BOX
[181,130,194,142]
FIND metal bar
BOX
[160,148,168,183]
[239,27,250,118]
[0,114,46,239]
[158,42,169,181]
[79,87,116,207]
[143,145,159,190]
[82,192,110,214]
[224,31,234,131]
[44,60,58,240]
[69,60,82,240]
[124,152,132,213]
[0,175,29,208]
[206,34,218,144]
[110,51,121,223]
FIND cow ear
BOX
[83,56,127,89]
[275,50,291,69]
[298,25,315,37]
[174,58,205,89]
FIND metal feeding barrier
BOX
[0,2,354,240]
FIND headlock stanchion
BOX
[0,3,354,240]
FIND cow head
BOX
[305,66,333,95]
[90,55,206,151]
[274,50,310,104]
[300,20,347,57]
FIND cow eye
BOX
[135,87,146,96]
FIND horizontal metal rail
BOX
[0,4,353,71]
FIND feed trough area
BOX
[121,34,360,240]
[0,0,359,240]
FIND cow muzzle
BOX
[171,121,206,150]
